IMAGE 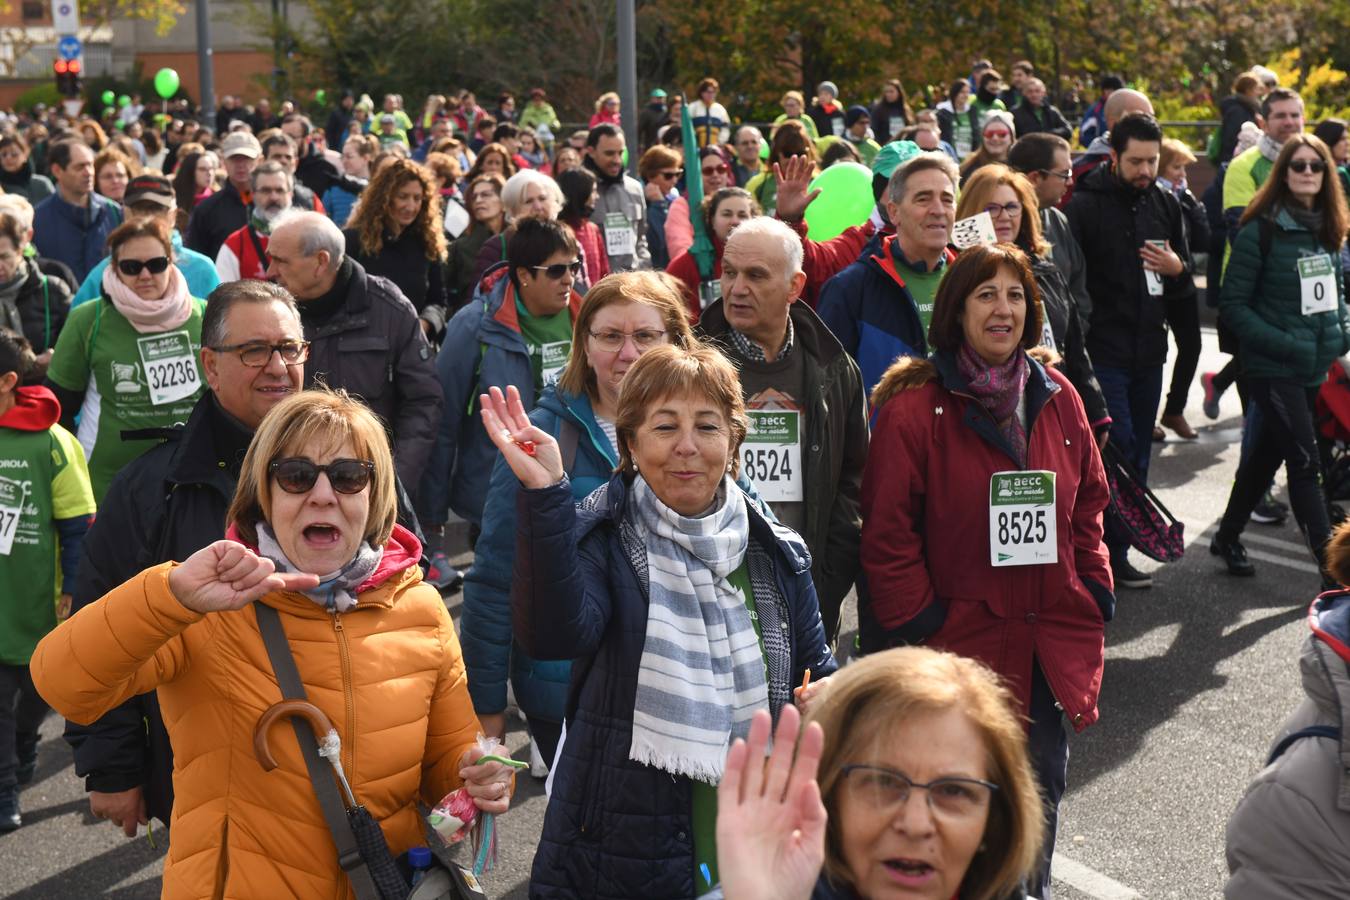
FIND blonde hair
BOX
[807,648,1045,900]
[227,389,398,550]
[557,271,695,400]
[955,164,1050,257]
[1159,137,1197,177]
[614,344,748,478]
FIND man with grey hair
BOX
[215,161,293,282]
[1066,86,1154,205]
[698,216,867,642]
[264,210,442,492]
[817,150,959,395]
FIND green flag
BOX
[681,96,716,281]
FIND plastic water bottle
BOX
[408,846,433,886]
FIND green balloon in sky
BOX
[153,68,180,99]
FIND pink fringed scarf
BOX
[100,263,192,334]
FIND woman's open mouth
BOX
[883,858,936,885]
[303,524,342,546]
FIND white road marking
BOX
[1195,525,1320,574]
[1052,852,1143,899]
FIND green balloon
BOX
[316,89,327,105]
[100,90,115,106]
[759,136,769,160]
[118,94,130,107]
[153,67,179,99]
[623,147,629,167]
[805,162,874,241]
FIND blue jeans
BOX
[1095,364,1165,560]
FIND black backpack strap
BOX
[253,603,382,900]
[1258,215,1274,260]
[1266,725,1340,767]
[558,418,579,472]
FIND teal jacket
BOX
[1220,207,1350,386]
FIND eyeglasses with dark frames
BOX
[209,340,311,367]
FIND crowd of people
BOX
[0,57,1345,900]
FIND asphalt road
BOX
[0,322,1318,900]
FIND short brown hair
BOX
[557,271,695,400]
[227,388,398,550]
[955,164,1049,257]
[697,77,720,95]
[106,216,174,261]
[928,243,1043,353]
[94,145,139,186]
[1158,138,1197,179]
[614,344,748,477]
[639,145,683,181]
[807,647,1044,900]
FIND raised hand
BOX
[772,154,822,224]
[480,385,566,489]
[716,705,827,900]
[167,540,320,614]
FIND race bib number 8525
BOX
[989,470,1057,567]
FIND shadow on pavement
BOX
[6,838,165,899]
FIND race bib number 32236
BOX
[989,470,1057,567]
[137,331,199,406]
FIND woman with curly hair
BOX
[342,157,449,340]
[171,150,217,234]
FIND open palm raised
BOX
[480,385,566,489]
[168,540,321,614]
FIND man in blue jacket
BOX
[69,174,219,308]
[817,149,958,397]
[32,140,122,283]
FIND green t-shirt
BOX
[0,422,95,664]
[891,246,947,335]
[692,561,762,892]
[47,296,207,502]
[516,297,573,390]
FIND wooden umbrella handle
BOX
[253,699,336,772]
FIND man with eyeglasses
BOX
[215,162,294,282]
[1066,113,1191,590]
[264,211,441,494]
[731,125,764,187]
[1008,133,1091,321]
[698,216,866,644]
[62,280,429,839]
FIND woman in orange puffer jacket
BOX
[31,389,514,899]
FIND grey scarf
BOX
[0,266,29,335]
[1259,133,1283,163]
[628,474,766,784]
[256,522,382,613]
[1285,203,1325,235]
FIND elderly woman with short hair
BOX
[716,646,1046,900]
[31,388,513,898]
[472,168,565,284]
[483,342,836,897]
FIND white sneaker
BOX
[529,739,549,778]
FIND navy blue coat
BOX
[514,474,837,899]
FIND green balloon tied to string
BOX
[153,68,179,99]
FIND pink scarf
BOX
[957,341,1030,466]
[101,262,193,334]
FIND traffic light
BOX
[52,58,82,97]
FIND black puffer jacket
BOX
[1065,164,1193,369]
[1030,253,1109,428]
[299,258,443,491]
[0,256,72,355]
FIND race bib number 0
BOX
[742,409,803,503]
[1299,253,1337,315]
[604,211,636,258]
[989,470,1057,567]
[137,331,199,406]
[0,475,26,556]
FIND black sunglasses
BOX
[1290,159,1327,174]
[531,260,583,280]
[117,256,171,276]
[269,457,374,494]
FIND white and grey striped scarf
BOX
[628,475,768,784]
